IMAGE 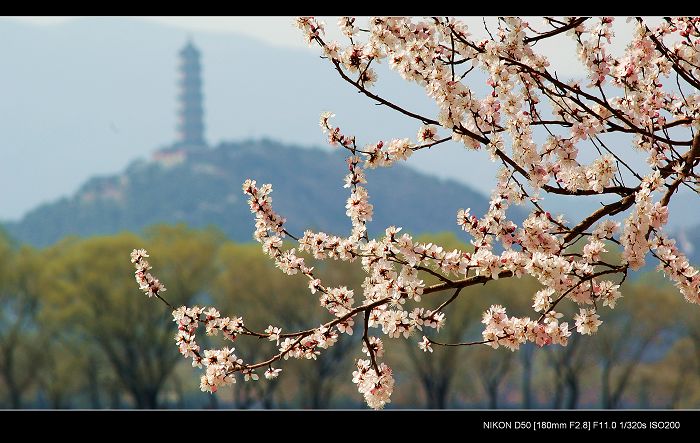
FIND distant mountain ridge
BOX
[4,139,500,247]
[675,226,700,265]
[3,17,699,233]
[0,17,499,222]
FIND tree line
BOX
[0,225,698,409]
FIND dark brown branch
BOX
[428,337,492,347]
[415,265,455,284]
[412,136,452,152]
[493,145,635,197]
[423,271,514,296]
[316,37,440,126]
[363,311,381,376]
[543,185,637,197]
[539,266,628,322]
[432,287,463,314]
[524,17,589,44]
[642,19,700,90]
[563,194,635,244]
[660,132,700,207]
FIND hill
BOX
[2,17,697,231]
[675,226,700,265]
[4,140,502,247]
[0,17,491,222]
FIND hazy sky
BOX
[8,16,336,50]
[7,16,639,77]
[4,16,693,230]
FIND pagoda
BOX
[175,39,207,148]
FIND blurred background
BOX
[0,16,699,409]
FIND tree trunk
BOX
[435,380,448,409]
[208,392,220,409]
[424,374,449,409]
[521,344,533,408]
[261,378,280,409]
[311,384,324,409]
[487,384,498,409]
[172,374,185,409]
[262,386,276,409]
[565,372,579,409]
[601,362,612,408]
[8,385,21,409]
[49,392,66,409]
[1,356,23,408]
[109,387,121,408]
[87,368,102,409]
[133,387,159,409]
[551,370,564,409]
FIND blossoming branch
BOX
[134,16,700,409]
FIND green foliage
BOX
[37,226,222,407]
[0,227,698,408]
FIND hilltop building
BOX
[155,39,208,167]
[175,39,207,148]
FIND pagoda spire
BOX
[176,38,206,148]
